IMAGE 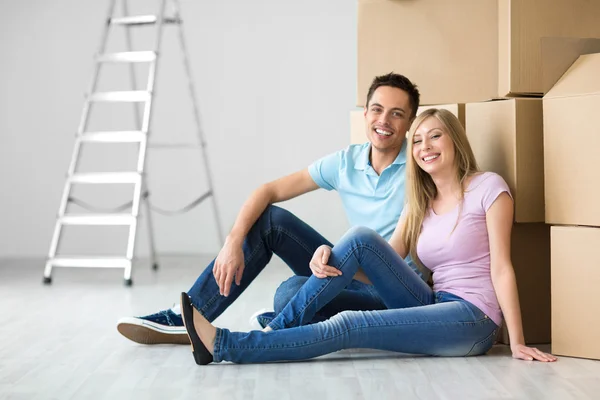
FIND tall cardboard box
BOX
[498,223,551,345]
[544,53,600,227]
[466,99,544,222]
[350,104,465,145]
[551,226,600,360]
[357,0,600,106]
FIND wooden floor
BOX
[1,256,599,400]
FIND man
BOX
[117,73,421,344]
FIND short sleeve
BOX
[308,150,342,191]
[480,173,513,212]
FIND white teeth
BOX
[423,154,439,162]
[375,128,392,136]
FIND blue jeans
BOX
[212,227,499,364]
[273,277,386,324]
[186,206,385,321]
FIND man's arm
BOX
[215,169,319,296]
[228,169,319,243]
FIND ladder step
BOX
[109,15,181,26]
[60,214,135,226]
[80,131,146,143]
[97,51,156,63]
[89,91,150,102]
[49,257,131,268]
[69,172,141,184]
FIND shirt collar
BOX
[355,140,407,170]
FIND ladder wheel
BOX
[124,278,133,287]
[152,262,159,271]
[43,276,52,284]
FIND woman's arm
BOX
[486,192,556,362]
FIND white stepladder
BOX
[44,0,223,286]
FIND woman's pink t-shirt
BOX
[416,172,511,326]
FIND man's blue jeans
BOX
[187,206,386,322]
[211,227,499,363]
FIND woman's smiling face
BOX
[412,116,456,176]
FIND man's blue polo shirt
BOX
[308,141,407,241]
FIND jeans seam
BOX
[212,328,224,362]
[269,226,319,259]
[225,319,483,351]
[284,278,333,328]
[347,242,430,306]
[465,322,497,356]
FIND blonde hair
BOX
[400,109,480,268]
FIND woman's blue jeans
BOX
[212,227,499,363]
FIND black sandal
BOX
[180,292,213,365]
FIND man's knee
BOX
[273,275,309,313]
[260,204,295,226]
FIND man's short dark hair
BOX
[365,73,420,119]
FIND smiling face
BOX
[364,86,413,154]
[411,116,456,176]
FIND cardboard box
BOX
[357,0,600,106]
[465,99,544,223]
[540,37,600,93]
[350,104,465,145]
[551,226,600,360]
[417,104,466,128]
[543,53,600,227]
[497,223,551,345]
[350,110,366,145]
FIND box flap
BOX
[545,53,600,98]
[541,37,600,94]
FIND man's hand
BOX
[309,245,342,278]
[511,344,557,362]
[212,238,245,297]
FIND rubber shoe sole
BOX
[117,317,190,345]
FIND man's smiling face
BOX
[364,86,413,154]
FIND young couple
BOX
[117,73,556,364]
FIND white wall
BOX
[0,0,357,258]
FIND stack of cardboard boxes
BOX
[544,53,600,361]
[351,0,600,358]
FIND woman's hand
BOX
[309,245,342,278]
[511,344,557,362]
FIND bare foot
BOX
[192,306,217,355]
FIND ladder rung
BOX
[80,131,146,143]
[60,215,135,226]
[89,91,150,102]
[49,257,131,268]
[148,143,202,149]
[109,15,181,26]
[97,51,156,63]
[69,172,141,184]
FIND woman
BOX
[180,109,557,365]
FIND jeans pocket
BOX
[465,325,497,356]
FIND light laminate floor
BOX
[1,256,599,400]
